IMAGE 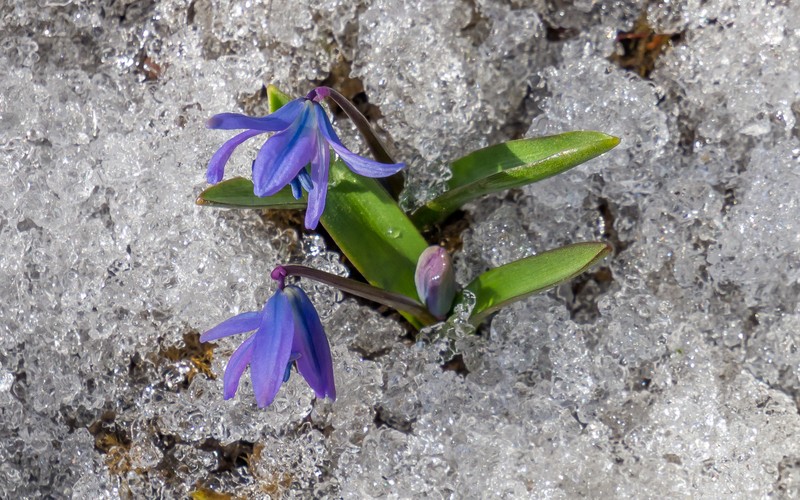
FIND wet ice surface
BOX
[2,0,800,497]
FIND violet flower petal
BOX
[207,99,305,130]
[250,290,295,408]
[252,102,318,197]
[289,177,303,199]
[304,130,331,229]
[297,168,313,192]
[200,311,262,342]
[222,334,255,400]
[206,129,265,184]
[284,285,336,400]
[316,106,405,177]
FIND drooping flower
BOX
[206,87,405,229]
[200,271,335,407]
[414,246,456,320]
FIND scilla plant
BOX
[197,85,618,406]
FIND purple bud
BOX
[415,246,456,320]
[271,266,288,289]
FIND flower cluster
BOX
[202,89,458,409]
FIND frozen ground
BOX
[1,0,799,497]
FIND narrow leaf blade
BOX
[463,242,611,324]
[449,131,619,188]
[412,132,619,227]
[320,160,430,328]
[196,177,306,209]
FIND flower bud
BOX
[415,246,456,320]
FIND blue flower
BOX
[200,283,335,407]
[206,87,405,229]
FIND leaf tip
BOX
[584,131,621,151]
[267,84,292,113]
[590,131,620,150]
[589,242,613,266]
[585,241,613,261]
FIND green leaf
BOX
[411,132,620,227]
[196,177,306,209]
[320,160,430,328]
[267,84,292,111]
[461,241,611,325]
[448,131,619,188]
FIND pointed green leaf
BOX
[267,84,292,111]
[321,160,430,328]
[411,132,620,227]
[196,177,306,209]
[448,131,619,188]
[462,241,611,325]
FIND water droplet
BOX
[386,227,402,239]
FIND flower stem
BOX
[277,264,438,325]
[320,87,405,198]
[321,87,396,165]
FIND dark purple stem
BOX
[276,264,438,326]
[315,86,405,197]
[315,86,396,165]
